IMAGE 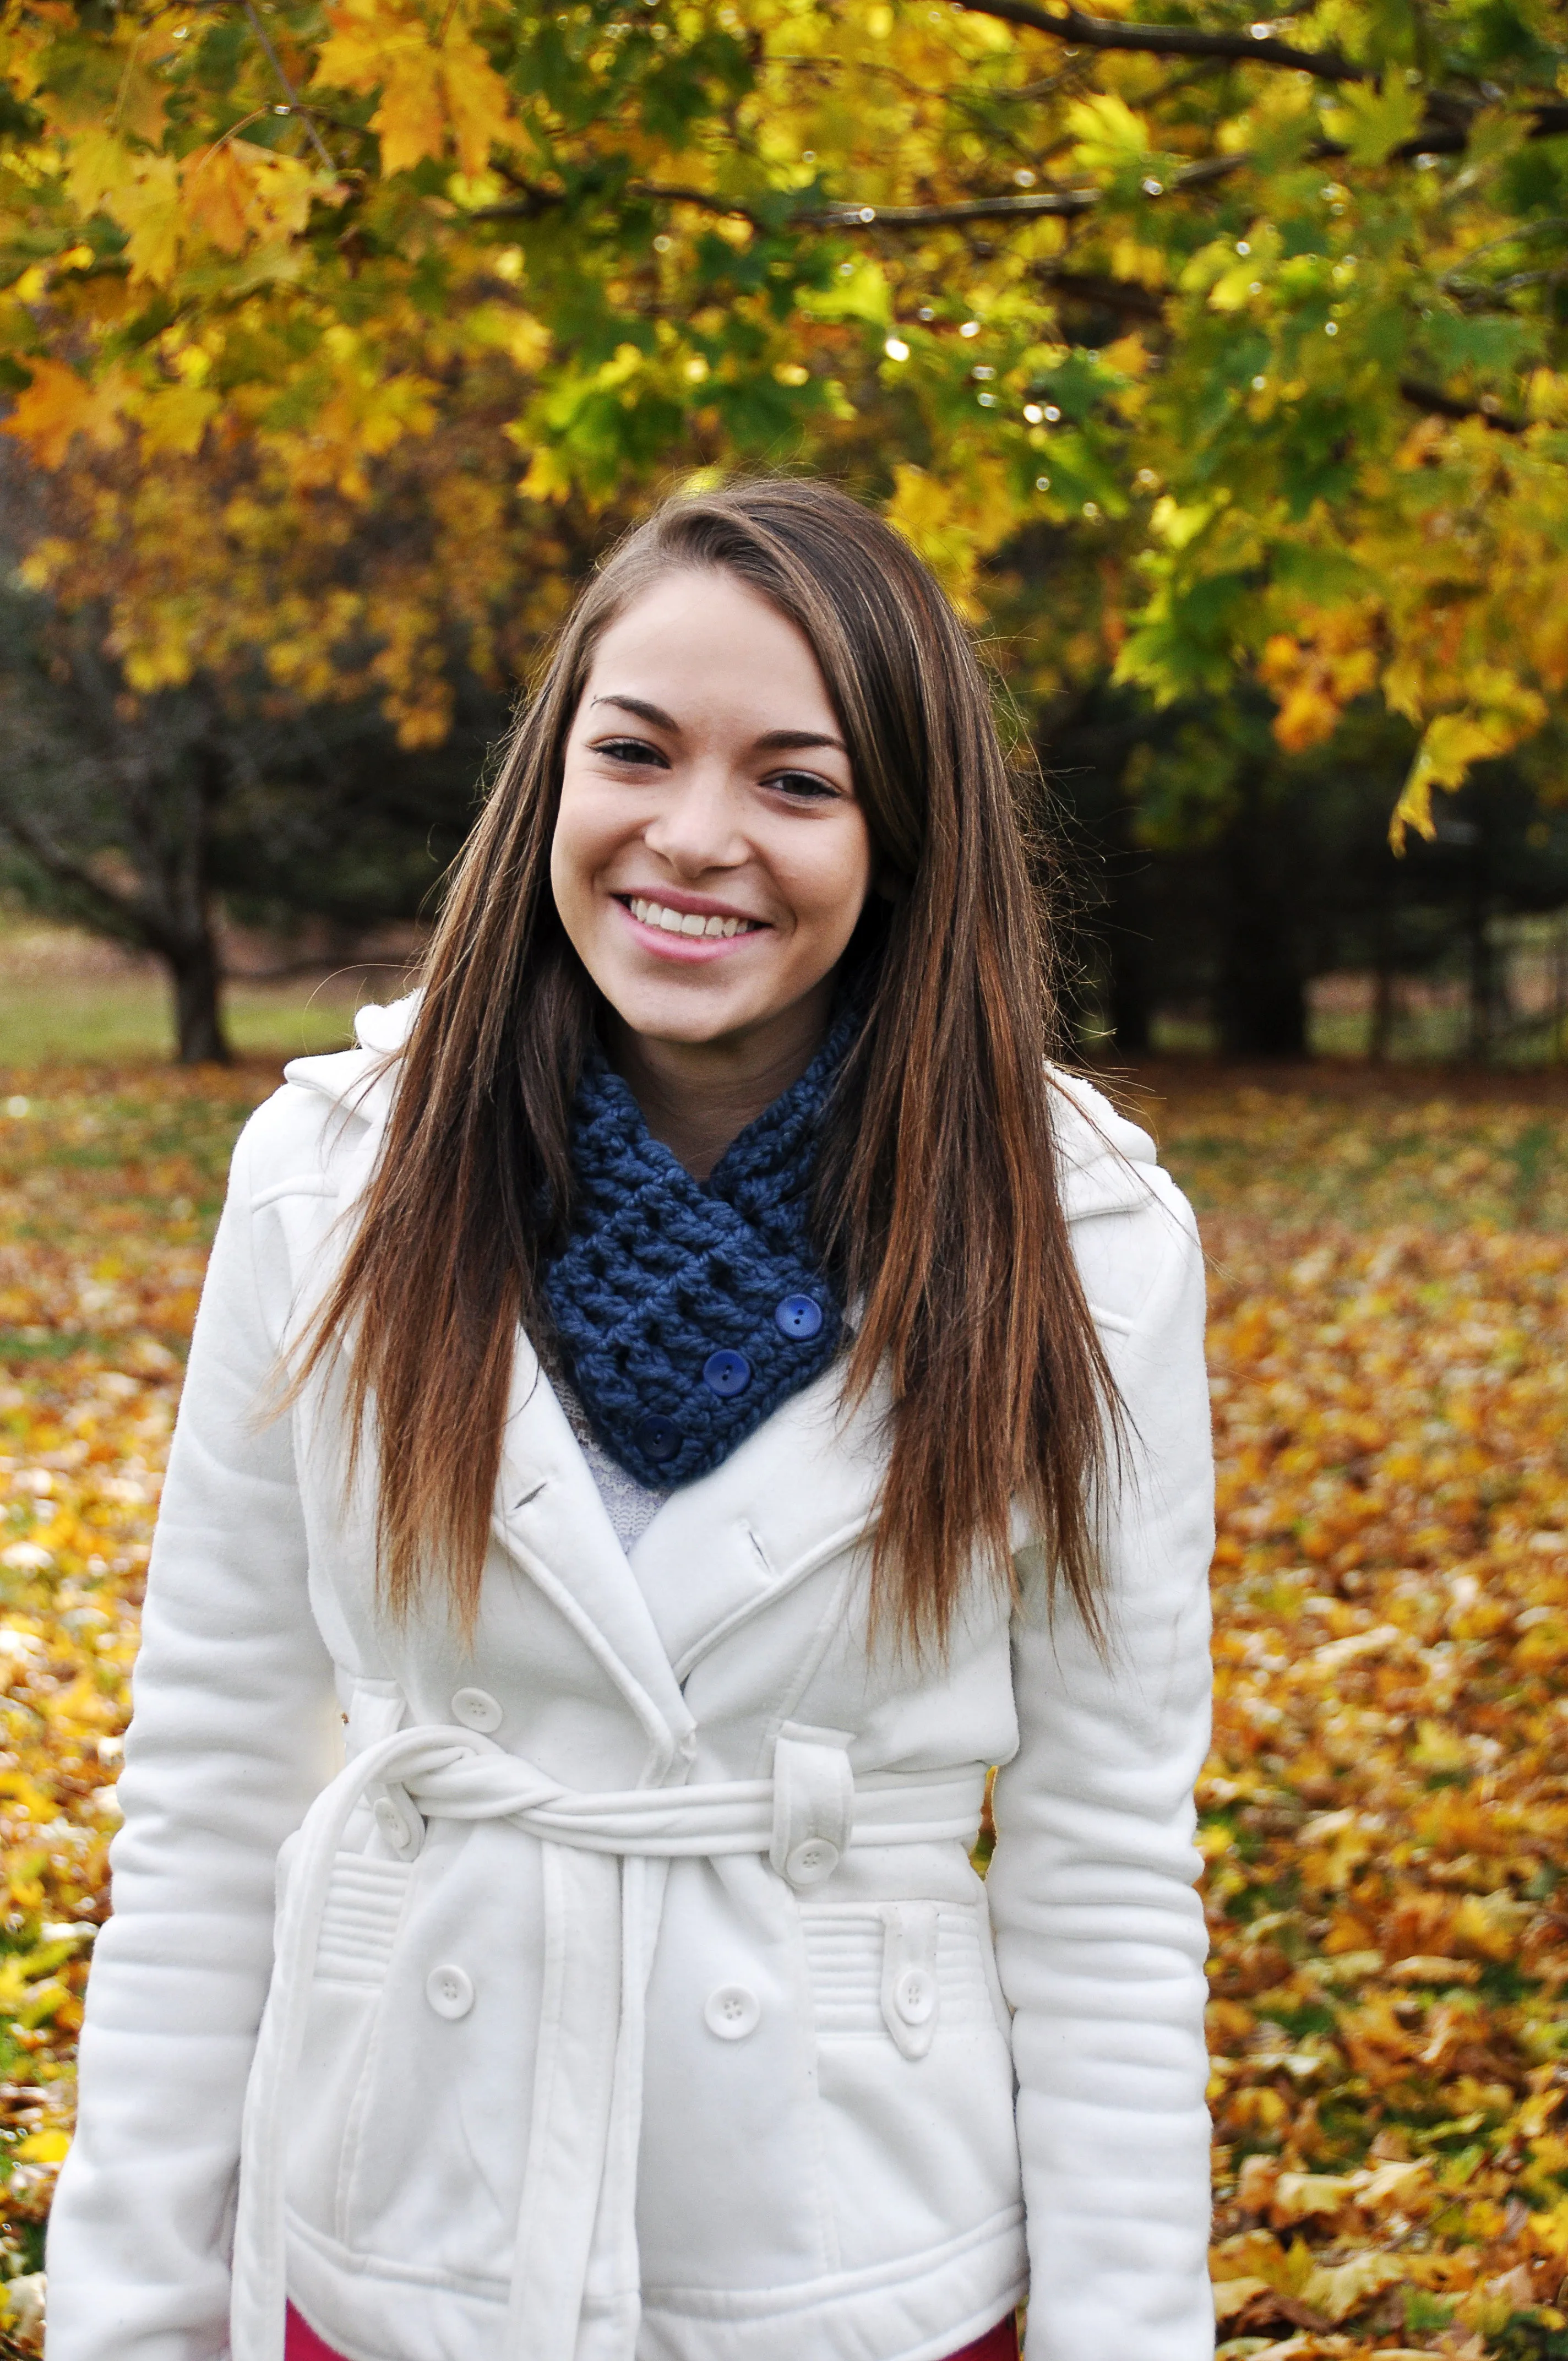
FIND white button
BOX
[426,1964,475,2020]
[894,1965,937,2026]
[373,1794,423,1858]
[451,1688,502,1733]
[704,1983,760,2041]
[677,1731,698,1761]
[785,1837,839,1886]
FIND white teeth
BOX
[627,897,758,940]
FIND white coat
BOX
[45,997,1216,2361]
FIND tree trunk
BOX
[1107,839,1153,1057]
[1098,792,1153,1054]
[168,926,231,1064]
[1466,833,1494,1064]
[1109,930,1153,1055]
[1368,863,1398,1063]
[1214,771,1308,1059]
[0,628,237,1063]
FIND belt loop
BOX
[370,1780,424,1861]
[769,1722,854,1890]
[880,1901,940,2060]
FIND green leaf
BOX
[1320,79,1426,167]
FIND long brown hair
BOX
[292,479,1119,1652]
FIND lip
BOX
[610,888,772,966]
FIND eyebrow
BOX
[589,694,848,758]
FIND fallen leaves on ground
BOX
[6,1064,1568,2359]
[0,1066,272,2321]
[1179,1084,1568,2359]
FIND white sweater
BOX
[45,1001,1216,2361]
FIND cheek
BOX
[787,819,874,940]
[551,776,616,912]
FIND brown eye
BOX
[595,736,668,767]
[767,770,839,802]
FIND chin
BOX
[608,982,761,1046]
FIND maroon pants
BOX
[285,2300,1020,2361]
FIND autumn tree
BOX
[4,0,1568,1050]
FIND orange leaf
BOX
[0,358,124,469]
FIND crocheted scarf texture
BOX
[542,1006,855,1491]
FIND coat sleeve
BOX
[988,1173,1215,2361]
[46,1098,340,2361]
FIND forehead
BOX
[583,570,837,720]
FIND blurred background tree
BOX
[2,0,1568,1056]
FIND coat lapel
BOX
[627,1359,888,1683]
[492,1335,694,1753]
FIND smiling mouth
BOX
[620,895,766,940]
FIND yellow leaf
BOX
[1213,2275,1272,2324]
[374,55,450,176]
[313,0,401,96]
[1300,2249,1406,2323]
[128,379,221,456]
[1208,262,1263,312]
[1451,1891,1528,1963]
[13,2126,69,2163]
[1270,2170,1357,2226]
[315,0,510,176]
[1387,1954,1480,1984]
[64,127,134,216]
[439,31,515,177]
[1393,710,1522,846]
[1066,91,1151,167]
[1527,2198,1568,2257]
[1354,2158,1431,2209]
[111,152,183,284]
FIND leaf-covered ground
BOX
[6,1060,1568,2357]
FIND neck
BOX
[605,979,835,1180]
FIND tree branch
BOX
[0,800,170,952]
[239,0,336,173]
[472,177,769,229]
[954,0,1363,83]
[810,153,1242,231]
[1036,264,1167,315]
[810,188,1099,224]
[1399,376,1525,432]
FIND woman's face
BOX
[551,569,873,1055]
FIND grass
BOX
[0,912,391,1064]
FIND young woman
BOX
[46,480,1215,2361]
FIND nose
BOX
[641,763,748,878]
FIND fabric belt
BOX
[230,1719,988,2361]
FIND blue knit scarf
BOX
[542,1005,857,1490]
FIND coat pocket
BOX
[285,1848,413,2243]
[799,1898,1009,2049]
[797,1898,1022,2269]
